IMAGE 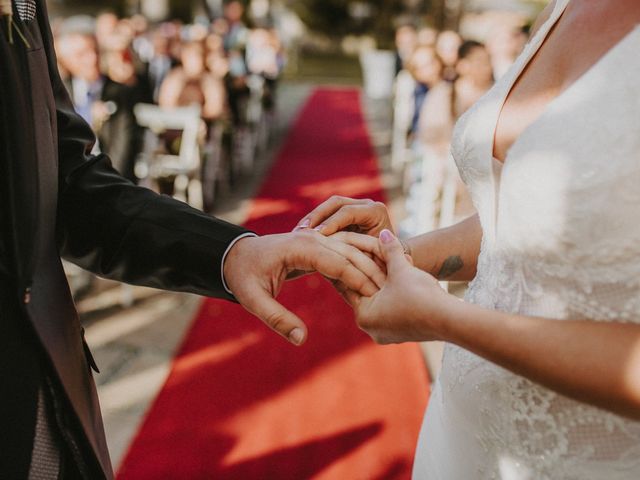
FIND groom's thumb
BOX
[245,285,308,346]
[379,229,408,276]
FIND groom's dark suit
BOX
[0,1,248,478]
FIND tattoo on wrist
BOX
[437,255,463,279]
[400,239,412,257]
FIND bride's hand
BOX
[338,230,454,344]
[294,196,394,237]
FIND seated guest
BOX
[159,41,227,122]
[417,26,438,47]
[223,0,250,52]
[406,45,444,140]
[205,33,231,81]
[58,29,143,182]
[417,40,494,223]
[452,40,494,114]
[147,26,179,102]
[486,23,528,79]
[246,27,285,111]
[400,45,444,236]
[394,24,418,75]
[435,30,462,82]
[246,27,283,81]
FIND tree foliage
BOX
[291,0,406,40]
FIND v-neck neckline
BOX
[491,1,640,166]
[487,0,640,239]
[490,0,569,165]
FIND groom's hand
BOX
[223,230,385,346]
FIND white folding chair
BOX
[391,70,416,172]
[133,104,204,209]
[438,153,460,230]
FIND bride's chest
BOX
[453,54,640,259]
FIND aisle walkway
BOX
[116,88,429,480]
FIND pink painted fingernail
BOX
[314,224,325,232]
[380,229,394,244]
[293,219,311,231]
[289,328,305,346]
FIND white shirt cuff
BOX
[221,232,259,295]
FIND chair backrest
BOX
[391,70,416,169]
[134,104,202,170]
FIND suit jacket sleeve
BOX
[37,8,249,301]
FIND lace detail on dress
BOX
[440,343,640,480]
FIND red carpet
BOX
[117,88,429,480]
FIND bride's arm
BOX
[345,230,640,420]
[405,214,481,281]
[295,197,482,282]
[446,302,640,420]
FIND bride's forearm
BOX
[406,214,482,281]
[441,300,640,419]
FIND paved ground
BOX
[80,81,449,468]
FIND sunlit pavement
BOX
[80,81,437,468]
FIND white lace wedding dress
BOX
[412,1,640,478]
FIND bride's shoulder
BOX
[529,0,559,38]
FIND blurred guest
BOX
[246,27,283,80]
[417,41,493,171]
[428,41,494,221]
[417,26,438,47]
[205,32,230,80]
[58,31,144,181]
[436,30,462,82]
[95,11,119,55]
[395,24,418,74]
[406,45,444,139]
[400,45,445,236]
[486,24,528,79]
[159,41,226,121]
[223,0,249,52]
[57,33,104,128]
[130,14,151,50]
[246,27,284,111]
[221,1,251,125]
[452,40,494,114]
[110,18,152,90]
[147,27,178,102]
[408,41,493,231]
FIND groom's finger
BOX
[330,280,361,308]
[318,236,385,290]
[289,231,380,296]
[331,231,382,259]
[243,284,308,346]
[331,231,386,273]
[304,244,379,296]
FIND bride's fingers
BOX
[331,231,387,274]
[361,251,385,271]
[318,235,386,290]
[294,196,371,232]
[331,231,383,259]
[313,202,390,237]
